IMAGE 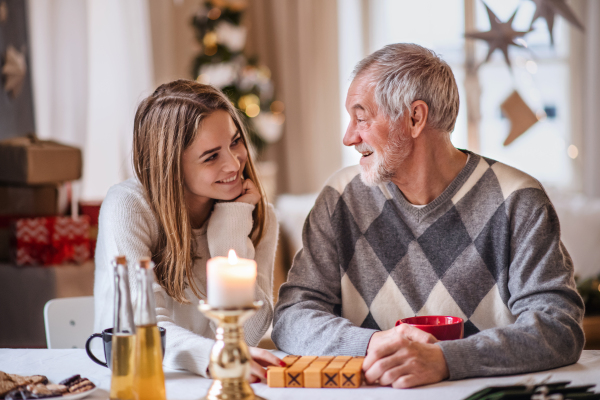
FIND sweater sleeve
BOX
[153,283,214,377]
[93,183,156,333]
[438,201,585,380]
[207,202,278,346]
[272,188,378,356]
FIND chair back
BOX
[43,296,95,349]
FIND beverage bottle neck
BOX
[135,263,157,326]
[113,261,136,335]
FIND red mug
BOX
[395,316,464,341]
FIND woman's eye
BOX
[205,154,217,162]
[231,137,240,146]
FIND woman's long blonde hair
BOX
[133,80,267,304]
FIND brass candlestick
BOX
[198,301,266,400]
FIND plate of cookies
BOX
[1,372,96,400]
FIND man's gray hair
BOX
[352,43,460,133]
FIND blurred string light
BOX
[270,100,285,114]
[238,94,260,117]
[203,32,218,55]
[525,60,538,74]
[567,145,578,159]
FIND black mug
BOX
[85,327,167,368]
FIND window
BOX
[338,0,577,190]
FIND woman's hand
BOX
[235,178,261,206]
[248,347,286,383]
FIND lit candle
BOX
[207,249,257,308]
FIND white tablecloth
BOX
[2,349,599,400]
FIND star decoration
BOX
[528,0,585,46]
[2,45,27,98]
[465,3,530,69]
[501,91,538,146]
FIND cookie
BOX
[58,375,80,386]
[68,378,95,394]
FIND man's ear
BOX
[409,100,429,139]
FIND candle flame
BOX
[228,249,238,265]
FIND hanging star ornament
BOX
[528,0,584,46]
[2,45,27,98]
[465,3,530,69]
[501,91,538,146]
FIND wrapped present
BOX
[0,136,82,184]
[79,201,102,258]
[10,216,91,266]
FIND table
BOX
[2,349,600,400]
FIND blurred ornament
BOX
[215,21,247,52]
[0,1,7,22]
[2,45,27,98]
[528,0,584,46]
[197,62,237,89]
[465,3,529,69]
[252,112,285,143]
[501,91,538,146]
[238,93,259,110]
[207,7,221,20]
[270,100,285,114]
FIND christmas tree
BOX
[192,0,284,155]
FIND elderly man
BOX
[272,43,584,388]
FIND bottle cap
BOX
[139,257,153,269]
[115,255,127,265]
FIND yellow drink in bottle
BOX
[110,334,135,400]
[133,325,166,400]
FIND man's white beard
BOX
[357,128,411,187]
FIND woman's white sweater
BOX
[93,178,278,376]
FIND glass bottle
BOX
[110,255,136,400]
[132,257,166,400]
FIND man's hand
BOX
[363,323,449,388]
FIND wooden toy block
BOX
[333,355,352,362]
[316,356,335,362]
[282,355,300,366]
[303,361,331,388]
[285,358,316,387]
[340,361,363,388]
[267,366,287,388]
[321,360,349,388]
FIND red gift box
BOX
[10,216,91,266]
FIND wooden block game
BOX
[267,356,364,388]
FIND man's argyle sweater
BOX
[272,151,584,380]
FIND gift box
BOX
[79,201,102,258]
[0,183,69,260]
[0,137,82,184]
[10,216,91,266]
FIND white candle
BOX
[207,249,257,308]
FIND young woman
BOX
[93,80,282,380]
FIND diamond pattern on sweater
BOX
[441,244,497,318]
[455,168,505,240]
[417,206,471,278]
[475,203,510,282]
[361,312,381,330]
[370,276,414,330]
[341,175,389,233]
[469,284,516,332]
[341,273,370,327]
[331,196,362,272]
[418,281,468,322]
[364,201,414,273]
[389,241,439,314]
[344,237,389,307]
[451,157,490,205]
[327,152,532,337]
